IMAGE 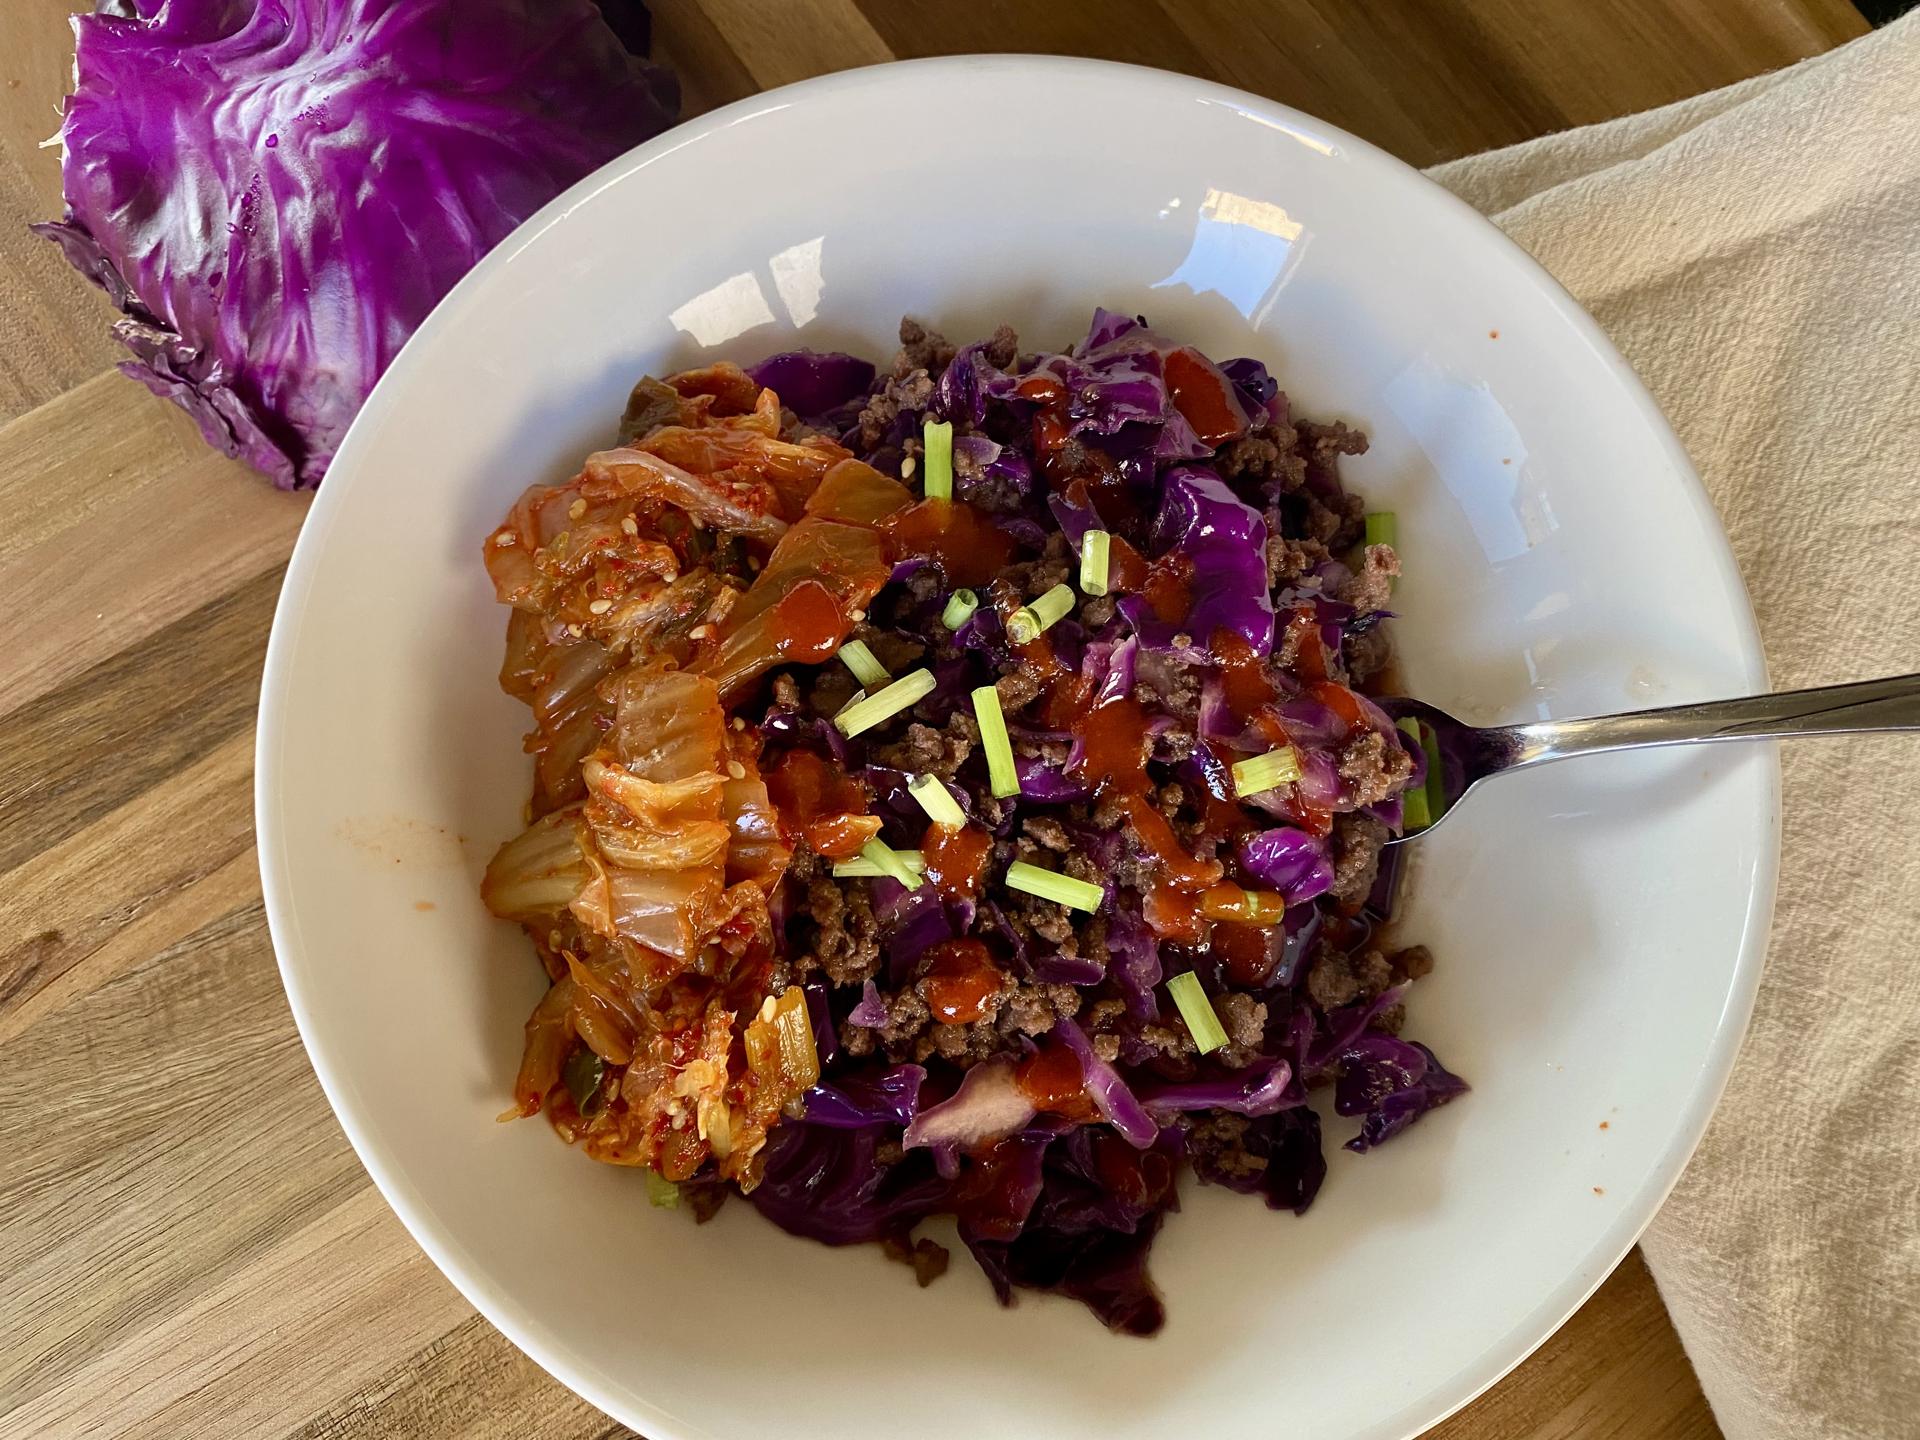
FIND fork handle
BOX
[1498,672,1920,767]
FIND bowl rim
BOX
[256,52,1779,1440]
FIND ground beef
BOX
[982,323,1019,370]
[1328,812,1389,908]
[920,1013,1012,1063]
[1337,729,1415,809]
[1135,1022,1198,1062]
[1275,616,1310,671]
[1080,594,1118,627]
[1061,851,1103,886]
[770,671,803,712]
[1344,624,1394,685]
[1306,942,1395,1011]
[1002,981,1082,1034]
[1187,1111,1267,1186]
[1217,422,1310,492]
[1303,418,1370,465]
[958,465,1029,514]
[1155,780,1185,827]
[1154,724,1197,764]
[1335,543,1400,617]
[902,563,945,611]
[1111,844,1158,894]
[996,530,1073,597]
[882,1234,952,1287]
[1213,992,1270,1070]
[869,713,978,778]
[1393,944,1435,981]
[855,368,935,451]
[1301,490,1366,547]
[1022,816,1072,852]
[807,665,861,718]
[1011,731,1070,765]
[798,875,882,986]
[854,623,926,676]
[1135,650,1201,721]
[1005,884,1076,945]
[839,984,934,1058]
[893,318,957,380]
[913,979,1081,1064]
[1266,533,1330,586]
[994,664,1045,712]
[846,960,1082,1064]
[1215,433,1281,482]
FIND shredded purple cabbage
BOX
[714,310,1461,1334]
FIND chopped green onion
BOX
[1421,719,1447,822]
[1166,971,1229,1055]
[972,686,1021,798]
[1005,582,1077,645]
[1396,718,1432,830]
[832,849,926,878]
[1364,511,1397,548]
[1079,530,1112,596]
[941,588,979,630]
[922,417,954,501]
[838,638,889,688]
[857,838,923,890]
[1231,745,1303,798]
[834,668,936,737]
[908,773,968,828]
[1004,860,1104,912]
[645,1170,681,1209]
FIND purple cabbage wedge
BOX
[34,0,678,489]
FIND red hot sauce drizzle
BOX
[919,938,1003,1025]
[923,823,993,903]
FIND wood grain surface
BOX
[0,2,1869,1436]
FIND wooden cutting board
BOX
[0,1,1869,1435]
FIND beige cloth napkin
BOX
[1427,16,1920,1439]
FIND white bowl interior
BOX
[258,57,1775,1440]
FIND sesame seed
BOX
[492,531,516,547]
[731,716,746,731]
[568,498,587,520]
[620,515,639,536]
[688,624,712,640]
[901,455,917,478]
[727,760,746,779]
[567,623,583,637]
[588,598,612,615]
[747,556,762,571]
[758,995,777,1023]
[849,608,865,622]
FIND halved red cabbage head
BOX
[35,0,677,488]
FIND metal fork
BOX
[1384,673,1920,840]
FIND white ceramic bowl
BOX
[257,56,1776,1440]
